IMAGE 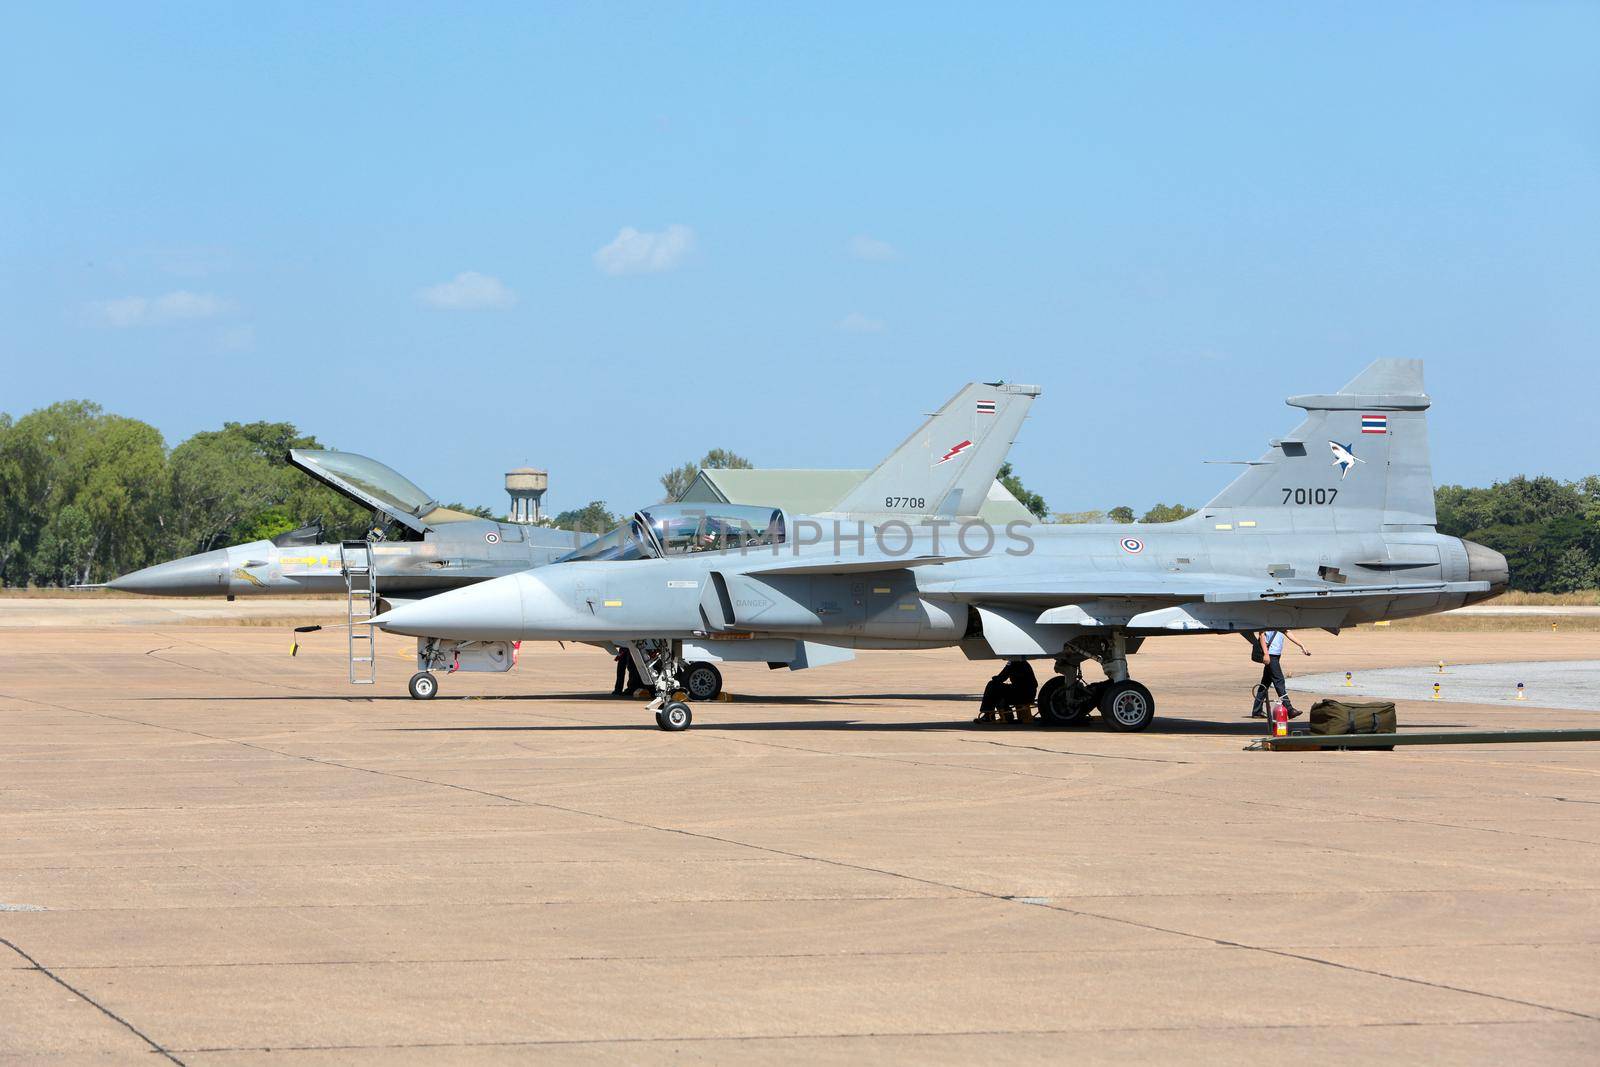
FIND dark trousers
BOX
[1253,655,1288,712]
[981,678,1032,712]
[614,655,643,693]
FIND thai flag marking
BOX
[937,439,973,465]
[1361,414,1387,434]
[976,400,996,414]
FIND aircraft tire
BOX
[684,662,723,701]
[408,672,438,700]
[1037,676,1092,726]
[656,701,693,731]
[1100,680,1154,732]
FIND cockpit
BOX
[554,504,787,564]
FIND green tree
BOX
[167,427,285,553]
[31,506,95,586]
[1140,502,1196,524]
[998,462,1049,520]
[1107,505,1135,524]
[167,422,371,555]
[1549,546,1598,594]
[0,401,170,585]
[553,501,618,533]
[660,449,754,502]
[440,502,499,520]
[0,413,27,582]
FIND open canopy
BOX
[288,449,440,535]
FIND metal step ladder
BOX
[341,540,378,684]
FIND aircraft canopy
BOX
[288,449,440,535]
[555,504,786,564]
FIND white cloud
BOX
[593,224,695,276]
[91,290,233,328]
[838,312,886,334]
[417,271,517,311]
[848,235,897,262]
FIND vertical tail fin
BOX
[1204,359,1436,528]
[828,381,1040,519]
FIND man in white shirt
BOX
[1252,628,1310,718]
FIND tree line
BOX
[0,402,488,588]
[2,402,1593,592]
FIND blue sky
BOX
[4,3,1596,516]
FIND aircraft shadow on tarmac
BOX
[389,715,1369,736]
[130,697,1470,734]
[136,691,977,706]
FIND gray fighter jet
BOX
[369,360,1509,731]
[109,382,1040,698]
[108,448,590,601]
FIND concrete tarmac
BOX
[1295,660,1600,711]
[2,620,1597,1063]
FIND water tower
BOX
[505,467,548,523]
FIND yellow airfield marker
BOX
[1432,682,1442,700]
[1344,671,1353,687]
[1437,659,1445,674]
[1516,682,1527,701]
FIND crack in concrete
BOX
[164,1016,1595,1055]
[0,936,185,1064]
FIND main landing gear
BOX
[1037,633,1156,732]
[682,661,723,701]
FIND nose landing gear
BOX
[631,639,703,731]
[656,701,693,731]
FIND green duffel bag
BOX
[1310,699,1398,740]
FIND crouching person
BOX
[976,658,1038,724]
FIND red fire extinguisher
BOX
[1272,700,1289,737]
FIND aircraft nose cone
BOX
[372,572,540,640]
[107,550,230,596]
[1462,538,1509,602]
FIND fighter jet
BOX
[107,448,589,603]
[369,360,1509,732]
[109,382,1041,699]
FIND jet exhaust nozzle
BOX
[1461,538,1509,603]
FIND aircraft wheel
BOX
[655,701,693,732]
[683,662,723,701]
[1038,676,1093,726]
[1100,680,1154,732]
[408,672,438,700]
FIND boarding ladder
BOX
[341,540,378,684]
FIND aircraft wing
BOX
[918,571,1494,654]
[922,571,1265,605]
[923,572,1489,608]
[742,554,967,577]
